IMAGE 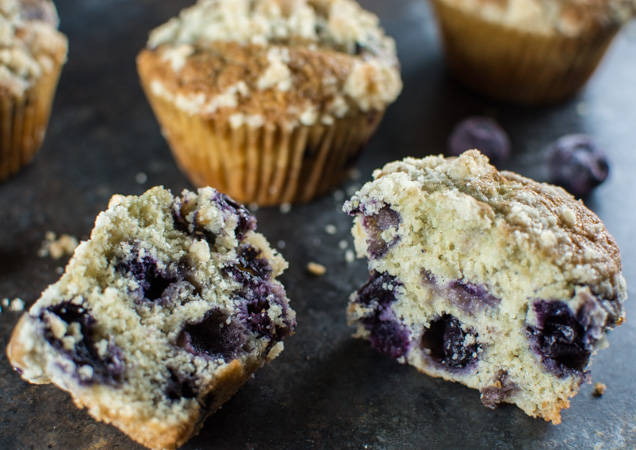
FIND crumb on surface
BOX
[325,224,337,235]
[345,249,355,263]
[307,262,327,276]
[593,382,606,397]
[1,298,25,313]
[38,232,79,259]
[277,240,286,249]
[279,203,292,214]
[339,239,349,250]
[135,172,148,184]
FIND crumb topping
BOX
[0,0,67,95]
[347,150,626,319]
[436,0,636,35]
[139,0,401,126]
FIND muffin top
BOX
[0,0,67,96]
[345,150,626,323]
[139,0,402,127]
[435,0,636,36]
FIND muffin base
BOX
[430,0,618,105]
[0,58,65,181]
[139,77,383,206]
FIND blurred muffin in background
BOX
[137,0,402,206]
[429,0,636,105]
[0,0,68,181]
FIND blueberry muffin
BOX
[344,150,626,423]
[6,186,296,449]
[0,0,67,180]
[137,0,402,205]
[430,0,636,104]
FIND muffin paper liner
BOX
[431,0,618,105]
[141,79,384,205]
[0,58,65,181]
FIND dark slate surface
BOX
[1,1,635,449]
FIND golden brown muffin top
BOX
[435,0,636,35]
[139,0,402,127]
[0,0,67,95]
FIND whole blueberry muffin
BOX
[344,150,626,423]
[0,0,67,180]
[430,0,636,104]
[6,186,296,449]
[137,0,402,205]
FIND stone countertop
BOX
[1,1,635,448]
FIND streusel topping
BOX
[140,0,401,126]
[0,0,67,95]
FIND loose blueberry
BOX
[480,370,519,408]
[547,134,609,198]
[165,367,198,400]
[421,314,480,370]
[361,205,401,259]
[527,300,590,376]
[41,301,124,386]
[448,116,511,164]
[177,308,248,361]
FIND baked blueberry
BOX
[7,186,295,450]
[447,116,511,164]
[345,151,625,424]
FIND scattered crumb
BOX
[279,203,292,214]
[348,168,361,180]
[325,224,337,235]
[576,102,589,117]
[135,172,148,184]
[1,297,25,313]
[9,298,25,311]
[55,266,64,274]
[338,239,348,250]
[277,240,286,249]
[332,189,345,202]
[307,262,327,276]
[346,184,360,197]
[345,249,355,263]
[248,203,259,212]
[593,382,606,397]
[38,232,79,259]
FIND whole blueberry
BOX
[448,116,511,164]
[547,134,609,198]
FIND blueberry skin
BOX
[420,314,480,371]
[547,134,609,198]
[354,271,411,359]
[448,116,511,164]
[527,300,591,377]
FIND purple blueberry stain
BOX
[165,367,198,400]
[447,280,500,312]
[448,116,511,164]
[354,271,411,359]
[547,134,609,198]
[360,205,401,259]
[41,300,125,386]
[212,191,256,241]
[420,314,480,371]
[480,370,519,408]
[527,300,591,377]
[177,308,249,362]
